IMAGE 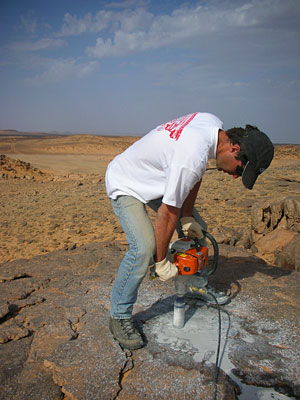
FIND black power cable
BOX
[206,291,222,400]
[202,231,219,276]
[204,231,222,398]
[193,231,223,399]
[189,287,222,400]
[176,231,224,399]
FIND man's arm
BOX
[155,179,202,262]
[181,179,202,217]
[155,203,180,262]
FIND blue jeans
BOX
[110,195,207,319]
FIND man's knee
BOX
[139,236,156,262]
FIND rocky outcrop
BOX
[250,196,300,239]
[0,242,299,399]
[0,154,53,181]
[234,196,300,269]
[275,234,300,271]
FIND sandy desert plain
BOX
[0,130,300,266]
[1,130,300,399]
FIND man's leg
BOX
[109,195,155,349]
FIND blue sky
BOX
[0,0,299,143]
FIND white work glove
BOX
[180,216,205,239]
[155,258,178,282]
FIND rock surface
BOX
[0,242,299,399]
[0,135,300,399]
[241,196,300,267]
[275,234,300,271]
[0,140,299,266]
[0,154,53,181]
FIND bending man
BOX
[105,112,274,350]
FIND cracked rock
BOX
[0,241,299,399]
[0,299,10,319]
[0,319,30,343]
[44,308,127,400]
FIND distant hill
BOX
[0,130,298,145]
[0,130,69,137]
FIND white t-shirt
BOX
[105,112,223,208]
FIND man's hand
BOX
[180,216,205,239]
[155,258,178,281]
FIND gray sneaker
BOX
[109,317,144,350]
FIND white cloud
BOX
[10,38,66,52]
[119,8,153,32]
[85,5,216,58]
[104,0,149,9]
[227,0,300,29]
[59,7,153,36]
[60,12,104,35]
[25,59,99,85]
[84,0,300,58]
[87,31,150,57]
[20,11,37,33]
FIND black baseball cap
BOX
[240,128,274,189]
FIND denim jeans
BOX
[110,195,207,319]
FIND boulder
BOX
[251,199,284,236]
[210,226,241,246]
[238,197,300,269]
[251,228,298,266]
[275,234,300,271]
[251,196,300,239]
[284,196,300,230]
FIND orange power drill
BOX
[170,237,209,275]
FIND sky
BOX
[0,0,300,143]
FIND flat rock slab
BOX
[0,242,299,399]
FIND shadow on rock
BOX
[208,245,294,299]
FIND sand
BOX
[1,133,300,400]
[0,133,299,264]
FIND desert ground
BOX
[0,132,299,265]
[1,132,300,399]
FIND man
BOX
[105,112,274,350]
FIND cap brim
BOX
[242,162,258,190]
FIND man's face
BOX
[216,141,243,179]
